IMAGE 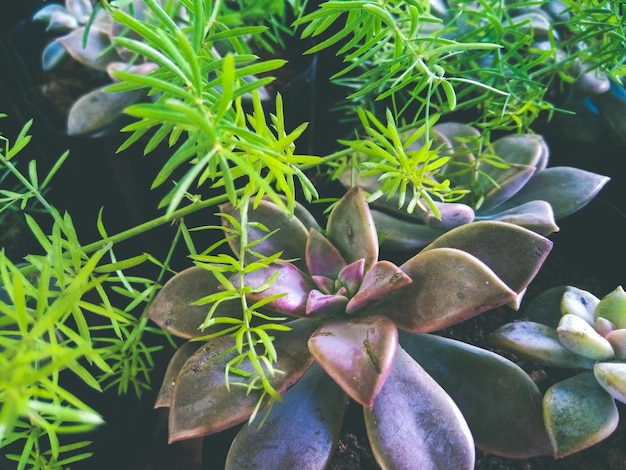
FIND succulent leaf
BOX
[364,347,475,469]
[594,362,626,404]
[326,187,378,271]
[420,201,475,230]
[561,286,600,325]
[337,259,366,297]
[523,285,569,328]
[168,319,318,442]
[224,364,346,470]
[595,286,626,329]
[381,247,516,333]
[543,371,619,458]
[476,200,558,235]
[490,321,595,369]
[422,220,553,294]
[308,316,398,408]
[305,229,347,279]
[305,290,349,316]
[155,341,205,408]
[371,209,445,251]
[606,329,626,359]
[345,260,412,314]
[556,314,615,361]
[57,27,119,71]
[399,331,552,458]
[147,266,242,339]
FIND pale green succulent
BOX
[490,285,626,458]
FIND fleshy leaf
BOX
[236,263,316,317]
[524,285,570,328]
[476,200,559,235]
[220,199,310,272]
[420,201,475,230]
[595,286,626,329]
[225,364,346,470]
[308,316,398,407]
[56,27,119,71]
[305,290,349,316]
[594,362,626,404]
[168,318,318,442]
[155,341,205,408]
[557,314,614,361]
[378,248,516,333]
[326,187,378,271]
[147,266,242,339]
[492,167,610,219]
[422,220,553,294]
[544,371,619,458]
[305,229,347,279]
[561,286,600,325]
[372,209,446,251]
[606,329,626,359]
[345,261,412,314]
[364,347,475,469]
[399,332,552,458]
[337,259,365,297]
[490,321,595,369]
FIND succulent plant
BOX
[340,122,609,251]
[490,285,626,458]
[147,186,557,467]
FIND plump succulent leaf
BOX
[595,286,626,329]
[490,321,595,369]
[326,187,378,271]
[155,341,205,408]
[561,286,601,325]
[594,362,626,404]
[224,364,346,470]
[476,200,558,235]
[380,247,516,333]
[556,314,615,361]
[371,209,446,251]
[57,27,119,70]
[422,221,553,295]
[308,316,398,408]
[543,371,619,458]
[491,167,610,219]
[523,285,569,328]
[148,266,242,339]
[167,319,318,442]
[606,329,626,359]
[305,228,347,279]
[399,332,552,458]
[364,347,475,470]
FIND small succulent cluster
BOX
[491,285,626,457]
[147,187,558,468]
[341,121,609,251]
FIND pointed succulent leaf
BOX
[220,200,310,272]
[595,286,626,329]
[420,201,475,230]
[544,371,619,458]
[236,263,316,317]
[306,290,349,316]
[327,187,378,271]
[337,259,365,297]
[476,200,558,235]
[345,261,411,314]
[168,319,318,442]
[422,220,552,294]
[524,285,569,328]
[66,0,94,23]
[364,347,475,470]
[155,341,205,408]
[311,275,335,294]
[492,167,610,220]
[372,209,446,251]
[148,266,242,339]
[41,40,69,71]
[56,27,119,71]
[606,329,626,359]
[67,87,146,136]
[306,229,347,279]
[557,314,615,361]
[561,286,600,325]
[379,248,516,333]
[596,317,617,337]
[225,364,346,470]
[399,331,552,458]
[308,316,398,407]
[594,362,626,404]
[490,321,595,368]
[480,134,548,212]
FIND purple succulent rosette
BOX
[148,187,556,468]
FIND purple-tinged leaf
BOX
[400,332,552,458]
[372,209,446,251]
[327,187,378,271]
[337,259,366,297]
[364,347,475,469]
[225,364,346,470]
[305,290,349,317]
[309,316,398,408]
[423,220,553,294]
[377,248,516,333]
[311,275,335,295]
[147,267,242,339]
[155,341,205,408]
[306,229,347,279]
[477,200,559,235]
[345,261,411,314]
[168,318,319,442]
[420,201,475,230]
